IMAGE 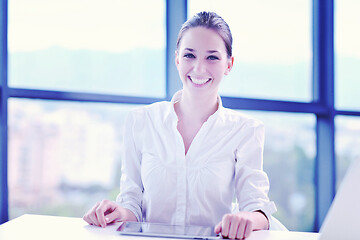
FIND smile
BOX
[188,76,212,85]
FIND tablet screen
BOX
[117,221,219,239]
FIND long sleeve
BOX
[234,120,277,219]
[113,91,276,226]
[116,111,144,221]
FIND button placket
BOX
[173,121,187,225]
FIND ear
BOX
[175,50,180,68]
[224,56,234,75]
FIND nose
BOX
[193,59,206,74]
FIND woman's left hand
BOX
[214,211,268,239]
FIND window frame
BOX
[1,0,360,231]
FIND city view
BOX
[7,93,360,231]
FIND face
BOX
[175,27,234,98]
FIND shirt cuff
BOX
[116,201,142,222]
[243,200,277,225]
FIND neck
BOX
[175,90,219,122]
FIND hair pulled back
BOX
[176,11,233,58]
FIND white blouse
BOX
[116,90,276,227]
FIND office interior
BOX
[1,0,359,233]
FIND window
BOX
[8,0,166,97]
[335,116,360,189]
[188,0,312,102]
[8,99,138,219]
[2,0,360,233]
[335,0,360,110]
[244,111,316,231]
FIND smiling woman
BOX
[175,27,233,99]
[174,11,234,108]
[83,12,277,240]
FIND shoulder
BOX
[127,100,171,123]
[220,109,266,150]
[220,107,264,129]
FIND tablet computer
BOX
[117,221,219,239]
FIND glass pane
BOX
[8,98,139,219]
[335,116,360,189]
[335,0,360,110]
[8,0,166,97]
[241,111,316,231]
[188,0,312,102]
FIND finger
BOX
[228,220,239,239]
[90,211,102,227]
[235,219,246,239]
[83,213,95,225]
[221,216,231,238]
[214,221,222,234]
[96,200,114,228]
[105,209,121,224]
[83,211,90,224]
[83,214,91,225]
[243,221,253,239]
[84,202,100,226]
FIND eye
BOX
[184,53,195,59]
[207,55,219,60]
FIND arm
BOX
[234,121,276,219]
[115,110,144,221]
[215,120,276,239]
[83,111,144,227]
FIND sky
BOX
[8,0,359,62]
[8,0,166,52]
[7,0,359,119]
[189,0,312,63]
[334,0,360,58]
[7,0,360,106]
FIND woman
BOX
[83,11,276,239]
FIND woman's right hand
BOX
[83,199,137,228]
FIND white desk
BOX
[0,214,320,240]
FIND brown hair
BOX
[176,11,233,58]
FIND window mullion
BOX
[313,0,335,231]
[166,0,187,99]
[0,0,9,225]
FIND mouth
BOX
[188,76,212,86]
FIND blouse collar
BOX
[163,90,223,124]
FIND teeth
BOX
[190,77,210,85]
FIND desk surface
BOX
[0,214,320,240]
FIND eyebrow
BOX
[184,48,220,54]
[207,50,219,54]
